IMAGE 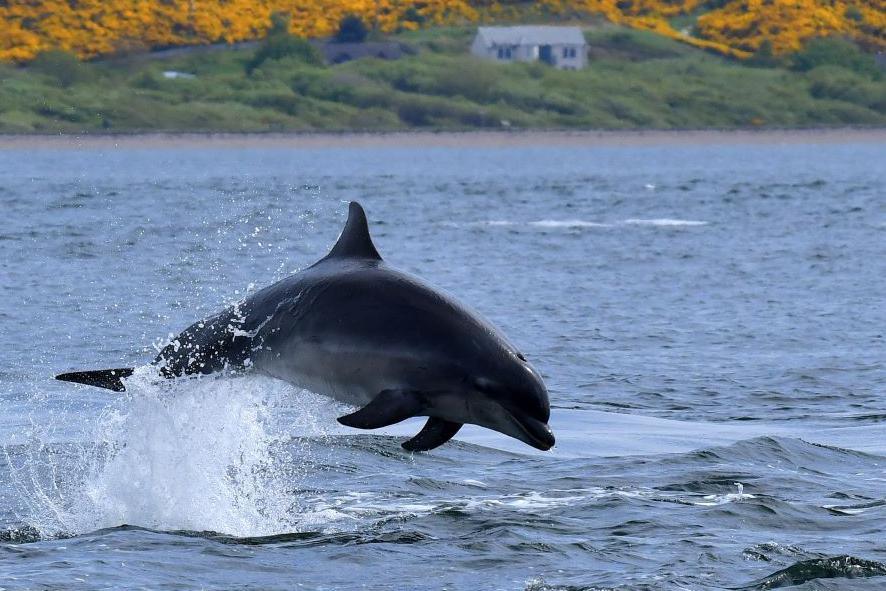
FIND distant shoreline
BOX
[1,128,884,150]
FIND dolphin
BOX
[57,202,554,452]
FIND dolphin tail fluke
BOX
[336,389,423,429]
[402,418,462,452]
[55,368,134,392]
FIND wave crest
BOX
[738,555,886,590]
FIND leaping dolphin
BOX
[57,202,554,452]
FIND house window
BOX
[497,47,513,60]
[562,47,577,59]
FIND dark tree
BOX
[335,15,368,43]
[246,12,321,73]
[791,37,878,77]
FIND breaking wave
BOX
[737,555,886,590]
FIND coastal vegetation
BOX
[0,25,882,133]
[0,1,882,63]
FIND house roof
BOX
[476,26,586,47]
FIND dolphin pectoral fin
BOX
[402,418,462,452]
[56,368,134,392]
[336,389,423,429]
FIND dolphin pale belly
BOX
[57,202,554,452]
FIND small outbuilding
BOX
[471,26,588,70]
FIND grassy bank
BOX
[0,26,883,133]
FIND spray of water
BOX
[6,369,342,539]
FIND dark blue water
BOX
[1,137,884,589]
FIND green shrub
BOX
[586,28,687,60]
[365,60,434,93]
[247,13,322,73]
[748,40,782,68]
[291,71,392,108]
[34,96,103,127]
[457,108,501,127]
[807,66,886,111]
[30,50,95,87]
[395,95,464,126]
[844,5,864,22]
[396,97,436,126]
[0,63,15,80]
[791,37,878,77]
[523,62,548,79]
[131,70,162,90]
[246,90,302,115]
[430,59,501,102]
[0,109,46,132]
[347,107,401,129]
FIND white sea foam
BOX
[473,220,611,229]
[690,482,754,506]
[469,489,601,510]
[528,220,612,229]
[623,218,709,227]
[301,486,656,523]
[459,218,709,230]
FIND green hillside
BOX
[0,26,883,133]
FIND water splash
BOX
[6,372,341,539]
[691,482,755,506]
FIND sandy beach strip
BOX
[0,128,884,150]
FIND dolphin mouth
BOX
[508,412,555,451]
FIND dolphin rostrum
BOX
[57,202,555,452]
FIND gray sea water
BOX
[0,137,884,590]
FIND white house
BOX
[470,26,588,70]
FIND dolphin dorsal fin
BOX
[325,201,382,261]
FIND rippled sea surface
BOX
[1,136,884,590]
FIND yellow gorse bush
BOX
[0,0,882,62]
[696,0,886,54]
[542,0,883,57]
[0,0,477,62]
